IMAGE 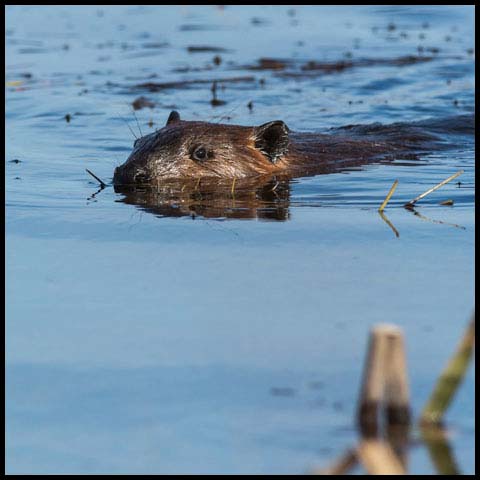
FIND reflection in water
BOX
[410,208,466,230]
[420,425,461,475]
[378,211,400,238]
[112,151,421,221]
[385,424,410,472]
[114,176,292,220]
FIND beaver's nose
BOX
[113,165,135,186]
[113,166,125,185]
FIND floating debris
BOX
[210,81,226,107]
[378,179,399,212]
[187,45,231,53]
[86,168,107,188]
[404,170,464,209]
[131,75,256,92]
[270,387,295,397]
[132,96,156,110]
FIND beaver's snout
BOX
[113,163,150,186]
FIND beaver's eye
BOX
[192,146,208,162]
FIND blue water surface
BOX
[5,5,475,475]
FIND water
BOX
[5,5,475,475]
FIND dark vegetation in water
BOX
[127,75,256,93]
[132,96,156,110]
[187,45,232,53]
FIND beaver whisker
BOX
[118,115,138,140]
[130,104,143,137]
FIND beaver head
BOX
[113,111,290,184]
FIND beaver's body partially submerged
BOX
[113,110,467,186]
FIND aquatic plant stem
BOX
[420,313,475,425]
[404,170,463,208]
[378,179,398,212]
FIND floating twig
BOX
[378,179,398,212]
[420,314,475,426]
[404,170,463,208]
[439,199,454,206]
[86,168,107,188]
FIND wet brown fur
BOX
[113,112,453,186]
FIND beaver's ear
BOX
[166,110,181,125]
[253,120,289,163]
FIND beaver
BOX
[113,110,472,186]
[111,111,473,220]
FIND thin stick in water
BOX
[378,179,399,212]
[86,169,107,188]
[404,170,464,208]
[420,313,475,426]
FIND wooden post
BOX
[357,325,391,436]
[384,328,411,426]
[357,324,411,436]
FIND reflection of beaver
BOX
[116,178,292,221]
[112,111,473,219]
